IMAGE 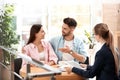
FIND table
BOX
[20,65,85,80]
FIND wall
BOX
[102,2,120,49]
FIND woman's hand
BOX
[65,66,73,74]
[22,47,26,53]
[80,64,87,69]
[47,60,55,66]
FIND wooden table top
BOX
[20,65,85,80]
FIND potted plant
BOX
[0,4,20,65]
[84,30,96,64]
[84,30,95,49]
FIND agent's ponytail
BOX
[107,31,119,75]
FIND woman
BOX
[60,23,119,80]
[21,24,58,67]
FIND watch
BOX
[69,50,74,55]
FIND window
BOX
[15,0,102,46]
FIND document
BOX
[58,61,85,71]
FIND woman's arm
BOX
[46,41,58,64]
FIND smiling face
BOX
[62,23,74,37]
[35,27,45,40]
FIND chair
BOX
[14,58,22,80]
[116,48,120,79]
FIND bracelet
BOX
[69,50,74,55]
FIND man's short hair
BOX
[63,17,77,28]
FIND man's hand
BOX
[59,46,71,53]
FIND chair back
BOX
[14,58,22,80]
[116,48,120,79]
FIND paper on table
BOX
[58,61,85,71]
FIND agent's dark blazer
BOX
[72,43,119,80]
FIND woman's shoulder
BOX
[41,39,51,46]
[24,43,35,49]
[97,45,111,57]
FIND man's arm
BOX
[59,47,87,63]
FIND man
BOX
[49,17,88,64]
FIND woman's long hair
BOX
[94,23,119,75]
[27,24,42,44]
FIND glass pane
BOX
[47,3,91,39]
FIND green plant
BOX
[84,30,95,49]
[0,4,20,64]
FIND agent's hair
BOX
[94,23,119,75]
[63,17,77,28]
[27,24,42,44]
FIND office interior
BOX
[0,0,120,80]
